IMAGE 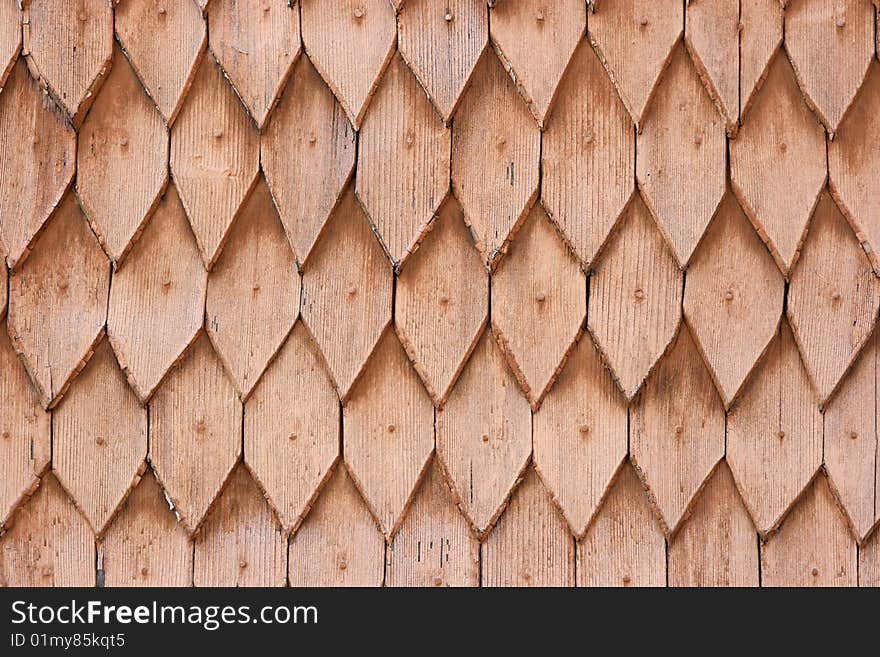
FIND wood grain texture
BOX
[386,460,480,587]
[829,63,880,273]
[436,330,531,534]
[730,52,827,274]
[0,475,94,587]
[357,55,450,264]
[100,470,193,587]
[170,54,260,268]
[482,467,575,587]
[739,0,782,119]
[668,464,759,587]
[397,0,488,122]
[684,193,785,407]
[0,330,50,528]
[632,326,725,534]
[491,203,585,407]
[761,474,857,587]
[27,0,112,121]
[788,193,880,403]
[785,0,874,133]
[588,0,682,126]
[395,198,488,406]
[288,466,385,587]
[53,339,147,535]
[8,192,108,408]
[451,50,540,265]
[542,39,635,267]
[193,466,287,587]
[588,197,683,399]
[300,189,392,398]
[149,334,242,533]
[577,463,666,587]
[77,47,168,265]
[0,59,75,268]
[0,0,19,90]
[206,178,300,398]
[727,321,823,534]
[860,528,880,586]
[244,322,339,534]
[637,45,725,266]
[489,0,585,125]
[824,330,879,540]
[262,55,356,264]
[115,0,207,124]
[107,185,207,402]
[300,0,396,128]
[207,0,299,128]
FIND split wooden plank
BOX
[206,178,300,398]
[829,63,880,273]
[587,0,683,126]
[730,52,827,275]
[0,59,75,268]
[788,193,880,403]
[107,185,207,403]
[0,243,5,317]
[739,0,783,119]
[451,50,540,265]
[542,38,635,267]
[0,330,50,528]
[262,55,356,264]
[300,0,396,128]
[533,334,628,538]
[0,1,19,89]
[637,45,726,266]
[489,0,585,125]
[395,198,488,407]
[761,475,857,587]
[170,54,260,268]
[436,329,532,534]
[386,460,480,587]
[0,475,94,587]
[668,464,759,587]
[577,463,667,587]
[491,203,586,407]
[727,321,823,534]
[588,196,683,400]
[344,330,434,538]
[824,329,879,541]
[632,326,725,534]
[77,47,168,265]
[27,0,112,122]
[150,334,242,533]
[208,0,299,128]
[300,189,392,398]
[53,339,147,535]
[785,0,874,134]
[193,466,287,587]
[397,0,488,122]
[482,467,575,587]
[244,322,339,534]
[115,0,207,124]
[357,54,450,265]
[684,193,785,408]
[8,192,109,408]
[100,470,193,587]
[288,466,385,586]
[861,529,880,586]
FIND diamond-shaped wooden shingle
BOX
[0,1,19,89]
[740,0,783,118]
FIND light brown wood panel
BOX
[0,475,94,587]
[0,1,19,89]
[860,528,880,586]
[193,466,287,587]
[107,185,207,403]
[8,192,109,408]
[53,339,147,535]
[100,470,193,587]
[386,460,480,587]
[244,322,339,534]
[739,0,782,119]
[357,54,450,265]
[206,178,300,398]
